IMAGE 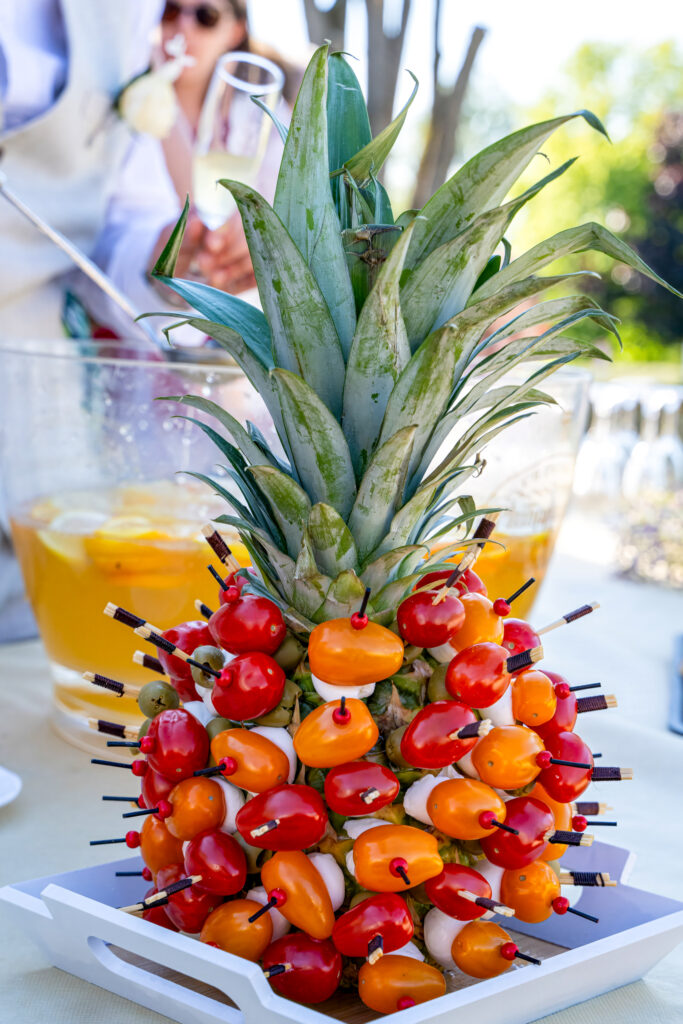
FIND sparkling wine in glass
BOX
[193,51,284,230]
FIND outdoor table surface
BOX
[1,528,682,1024]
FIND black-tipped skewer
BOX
[458,890,514,917]
[88,718,139,739]
[506,646,544,674]
[367,934,384,964]
[132,651,166,675]
[102,795,141,802]
[577,695,618,714]
[591,766,632,782]
[433,513,500,604]
[569,683,602,692]
[250,818,280,839]
[118,875,201,913]
[264,963,292,979]
[248,890,285,923]
[360,787,381,805]
[537,602,599,636]
[506,577,536,605]
[559,870,617,887]
[195,599,214,620]
[134,625,221,677]
[107,740,141,748]
[453,719,493,740]
[104,603,162,635]
[548,830,593,847]
[201,524,240,570]
[207,564,228,591]
[91,757,146,776]
[83,672,137,698]
[90,837,128,846]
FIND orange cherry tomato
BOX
[449,593,503,652]
[353,825,443,892]
[139,813,184,875]
[529,782,572,862]
[293,698,379,768]
[261,850,335,940]
[210,729,290,793]
[471,725,544,790]
[427,778,507,840]
[358,955,446,1014]
[500,861,561,923]
[308,618,404,686]
[511,669,557,726]
[200,899,273,960]
[452,920,512,979]
[165,777,225,841]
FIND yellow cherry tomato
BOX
[261,850,335,940]
[165,777,225,841]
[500,860,561,923]
[293,698,379,767]
[139,813,184,876]
[353,825,443,893]
[452,919,512,979]
[471,725,544,790]
[449,593,503,651]
[530,782,572,862]
[308,617,404,686]
[511,669,557,726]
[358,955,446,1014]
[200,899,273,960]
[427,778,507,840]
[210,728,290,793]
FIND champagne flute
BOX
[193,51,285,230]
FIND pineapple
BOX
[150,45,677,735]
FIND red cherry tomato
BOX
[324,761,399,816]
[157,621,213,702]
[425,864,493,920]
[218,568,257,602]
[332,894,413,957]
[141,886,179,930]
[414,568,487,597]
[501,618,541,657]
[480,796,554,869]
[143,709,210,781]
[534,670,578,737]
[537,730,593,802]
[235,784,328,850]
[397,590,465,648]
[184,829,247,895]
[445,642,512,708]
[210,652,285,722]
[208,595,286,655]
[262,935,342,1004]
[400,701,479,769]
[155,864,222,933]
[140,768,175,809]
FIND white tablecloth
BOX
[1,539,682,1023]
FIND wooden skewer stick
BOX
[536,601,600,636]
[250,818,280,838]
[506,645,544,674]
[207,564,228,591]
[367,934,384,964]
[505,577,536,605]
[577,695,618,713]
[548,830,594,847]
[263,963,293,979]
[569,683,602,692]
[560,871,617,887]
[88,718,139,740]
[134,625,221,678]
[132,651,167,676]
[104,602,162,635]
[458,890,515,917]
[432,513,500,605]
[194,599,215,620]
[201,524,240,571]
[573,802,612,816]
[360,787,381,805]
[119,875,203,913]
[448,719,493,741]
[83,672,141,699]
[591,767,632,782]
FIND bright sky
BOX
[249,0,683,115]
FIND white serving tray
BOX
[2,842,682,1024]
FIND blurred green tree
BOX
[510,41,683,361]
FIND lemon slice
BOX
[38,510,109,564]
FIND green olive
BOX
[385,725,412,768]
[206,716,232,742]
[273,634,306,673]
[254,678,301,726]
[137,717,153,740]
[137,680,180,718]
[349,890,379,909]
[190,645,226,689]
[427,663,450,702]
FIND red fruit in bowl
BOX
[209,594,286,655]
[210,652,285,721]
[537,731,593,802]
[414,568,487,597]
[143,708,210,781]
[445,642,512,708]
[400,701,479,769]
[157,621,213,702]
[263,934,342,1004]
[501,618,541,657]
[156,864,222,933]
[397,590,465,648]
[184,829,247,896]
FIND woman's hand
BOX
[197,214,256,295]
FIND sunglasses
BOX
[162,1,224,29]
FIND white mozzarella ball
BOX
[427,642,456,664]
[393,941,425,961]
[311,674,376,701]
[249,726,297,782]
[346,849,356,877]
[403,774,443,825]
[423,907,464,969]
[456,747,480,779]
[182,700,215,728]
[214,778,245,833]
[246,886,290,940]
[478,686,513,728]
[343,818,392,840]
[307,853,345,911]
[199,685,219,715]
[475,859,505,907]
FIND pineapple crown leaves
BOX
[148,46,681,629]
